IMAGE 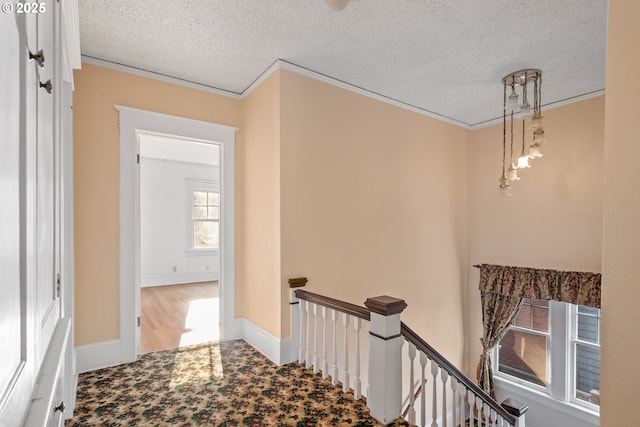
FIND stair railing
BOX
[289,278,528,427]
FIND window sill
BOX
[494,376,599,427]
[185,249,219,257]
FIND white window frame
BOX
[494,300,600,414]
[185,178,219,256]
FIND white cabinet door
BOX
[0,7,37,426]
[0,2,25,411]
[35,0,61,364]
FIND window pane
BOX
[578,306,600,344]
[193,206,207,219]
[499,329,547,387]
[194,220,218,249]
[514,304,531,329]
[193,191,207,206]
[576,344,600,405]
[208,192,219,206]
[207,206,219,220]
[532,305,549,333]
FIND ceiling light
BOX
[325,0,350,11]
[499,69,545,195]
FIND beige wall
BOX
[467,96,605,375]
[73,63,242,345]
[601,1,640,424]
[279,71,471,364]
[235,71,282,337]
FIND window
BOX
[498,299,549,388]
[186,179,219,253]
[573,305,601,405]
[495,299,600,411]
[192,190,219,249]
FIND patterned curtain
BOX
[476,263,602,397]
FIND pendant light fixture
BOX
[499,69,545,195]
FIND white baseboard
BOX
[238,317,293,365]
[141,272,219,287]
[75,339,122,373]
[75,320,291,374]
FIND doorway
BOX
[138,133,221,353]
[116,105,237,363]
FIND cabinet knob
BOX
[54,401,65,413]
[39,79,53,94]
[29,49,45,68]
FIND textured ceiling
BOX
[78,0,608,127]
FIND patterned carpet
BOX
[66,340,410,426]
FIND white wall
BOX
[140,158,220,287]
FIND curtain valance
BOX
[478,263,601,308]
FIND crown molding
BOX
[81,56,605,131]
[81,55,243,99]
[469,89,606,130]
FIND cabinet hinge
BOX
[136,154,140,164]
[137,317,141,327]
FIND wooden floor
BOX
[140,281,219,354]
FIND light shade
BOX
[529,142,543,158]
[325,0,350,10]
[499,174,512,197]
[506,163,520,181]
[517,150,531,168]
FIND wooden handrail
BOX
[294,289,370,321]
[400,322,517,425]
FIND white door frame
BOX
[116,105,238,362]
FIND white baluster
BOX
[322,306,328,378]
[313,304,319,373]
[353,317,362,399]
[497,414,504,427]
[407,342,417,425]
[306,301,312,369]
[331,309,338,385]
[342,313,350,393]
[468,394,476,427]
[298,299,305,363]
[451,379,457,427]
[431,361,439,427]
[419,352,428,427]
[441,370,448,427]
[491,408,497,427]
[459,387,468,427]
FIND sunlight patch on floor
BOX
[179,297,220,347]
[170,341,224,388]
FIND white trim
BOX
[60,0,81,88]
[275,60,470,128]
[116,105,237,364]
[496,376,599,427]
[239,318,292,365]
[82,55,241,99]
[140,272,219,288]
[83,57,606,131]
[470,89,606,130]
[75,340,122,374]
[61,0,81,70]
[242,60,281,98]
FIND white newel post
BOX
[288,277,308,364]
[501,398,529,427]
[365,295,407,425]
